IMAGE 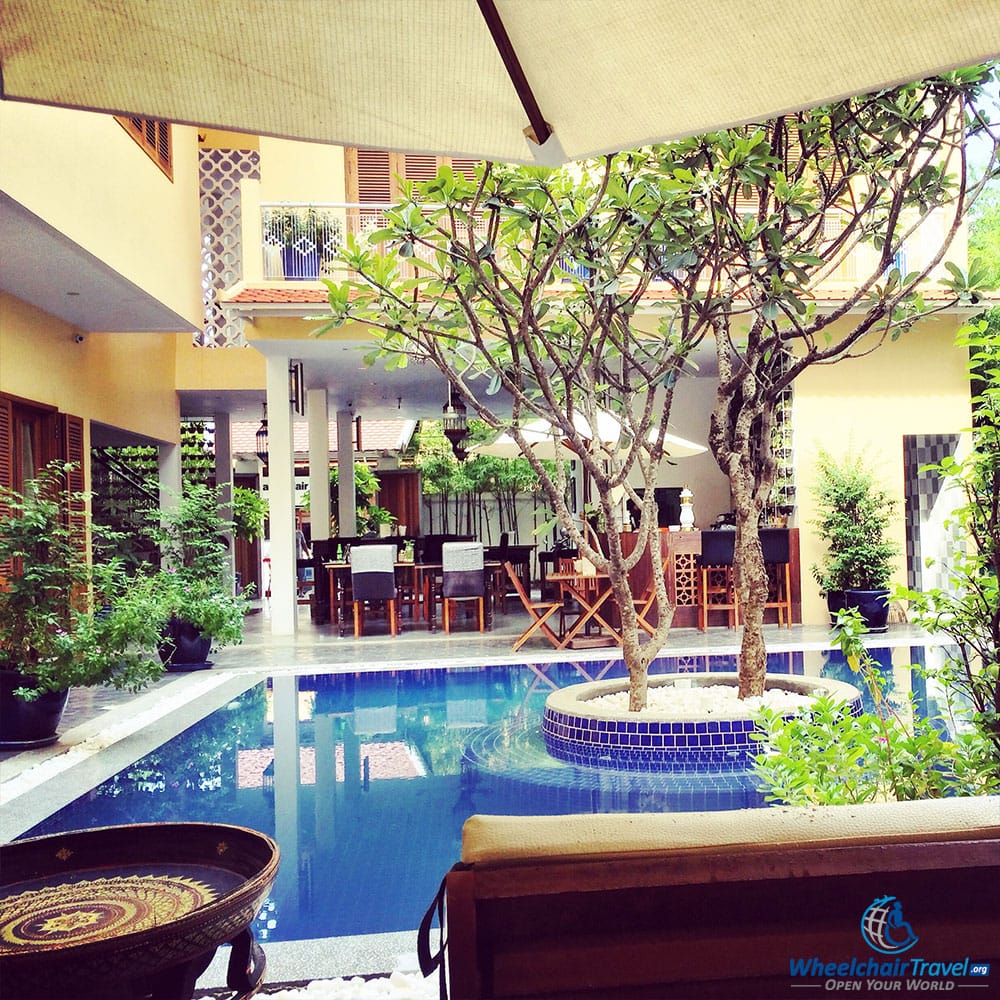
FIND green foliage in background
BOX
[895,318,1000,780]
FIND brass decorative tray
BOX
[1,822,279,999]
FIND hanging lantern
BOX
[442,385,468,460]
[255,404,269,465]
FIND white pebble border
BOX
[264,972,436,998]
[589,684,816,719]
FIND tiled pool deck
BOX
[0,603,936,989]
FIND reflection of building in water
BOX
[446,669,488,728]
[353,673,399,736]
[237,743,425,788]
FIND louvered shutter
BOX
[62,414,85,491]
[116,116,173,179]
[403,154,439,184]
[449,158,480,181]
[356,149,393,203]
[0,396,11,494]
[0,397,12,587]
[61,414,87,560]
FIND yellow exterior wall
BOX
[0,102,203,330]
[174,337,265,390]
[0,293,180,444]
[792,312,972,624]
[258,136,347,203]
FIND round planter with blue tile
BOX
[542,673,862,772]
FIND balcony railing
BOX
[260,204,913,291]
[261,203,351,280]
[261,202,493,280]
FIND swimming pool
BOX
[20,646,936,946]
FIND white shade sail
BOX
[2,1,997,165]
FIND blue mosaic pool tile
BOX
[542,692,863,773]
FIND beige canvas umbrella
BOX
[471,413,706,461]
[2,1,997,166]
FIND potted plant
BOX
[365,504,397,537]
[0,462,166,748]
[810,449,899,631]
[146,483,250,669]
[264,206,342,280]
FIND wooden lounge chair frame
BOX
[430,797,1000,999]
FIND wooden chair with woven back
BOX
[440,541,486,633]
[349,544,399,637]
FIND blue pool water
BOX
[21,647,935,945]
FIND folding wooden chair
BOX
[504,562,562,651]
[632,557,670,637]
[632,581,658,637]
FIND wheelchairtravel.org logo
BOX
[788,896,991,992]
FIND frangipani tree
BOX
[323,159,705,709]
[669,65,999,696]
[322,64,999,707]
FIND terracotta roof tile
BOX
[231,419,415,455]
[228,286,329,303]
[226,283,960,307]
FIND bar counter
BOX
[619,527,801,628]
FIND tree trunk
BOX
[603,527,674,711]
[734,512,768,699]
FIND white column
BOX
[157,442,182,565]
[336,408,356,536]
[213,411,237,586]
[308,388,331,541]
[267,355,297,635]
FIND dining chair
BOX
[349,544,399,637]
[760,528,793,627]
[698,530,738,630]
[504,562,563,651]
[441,541,486,633]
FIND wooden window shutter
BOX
[116,116,173,180]
[403,154,439,184]
[0,396,11,495]
[62,413,86,493]
[356,148,393,203]
[61,413,87,561]
[449,158,480,181]
[0,397,13,586]
[347,148,484,203]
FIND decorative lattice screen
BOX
[199,148,260,348]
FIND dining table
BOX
[546,570,623,649]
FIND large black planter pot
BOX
[158,618,212,672]
[0,670,69,750]
[826,590,846,625]
[843,588,890,633]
